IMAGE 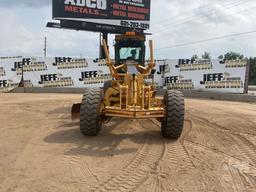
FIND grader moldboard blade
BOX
[71,103,81,121]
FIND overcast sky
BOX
[0,0,256,59]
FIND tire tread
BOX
[161,90,185,139]
[80,88,102,136]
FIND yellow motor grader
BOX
[72,32,184,139]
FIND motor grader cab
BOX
[114,32,145,69]
[72,32,185,139]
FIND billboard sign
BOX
[52,0,151,30]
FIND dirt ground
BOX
[0,93,256,192]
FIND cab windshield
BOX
[119,47,142,60]
[115,38,145,66]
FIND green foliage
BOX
[201,52,211,59]
[218,55,224,59]
[191,54,199,60]
[223,52,244,60]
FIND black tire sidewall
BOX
[162,90,185,139]
[80,88,103,136]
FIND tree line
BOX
[190,51,256,85]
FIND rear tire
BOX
[80,88,103,136]
[161,90,185,139]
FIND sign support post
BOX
[99,32,108,59]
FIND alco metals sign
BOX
[52,0,151,30]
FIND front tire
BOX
[161,90,185,139]
[80,88,103,136]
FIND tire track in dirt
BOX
[181,114,256,191]
[189,114,256,167]
[227,165,245,192]
[165,141,195,170]
[46,119,135,192]
[94,139,161,192]
[153,118,195,168]
[189,112,256,137]
[135,119,168,192]
[185,140,256,191]
[46,118,144,192]
[164,119,195,171]
[135,119,196,192]
[92,119,166,192]
[229,134,256,166]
